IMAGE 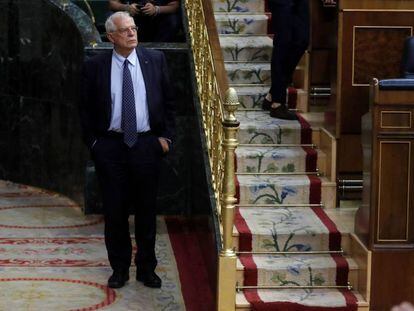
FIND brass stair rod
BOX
[239,143,316,148]
[236,250,344,255]
[236,284,352,291]
[237,203,323,207]
[236,171,321,176]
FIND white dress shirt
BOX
[109,49,150,133]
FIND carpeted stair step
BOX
[233,85,268,109]
[215,13,268,35]
[225,62,271,85]
[236,288,368,310]
[236,110,312,145]
[220,36,272,62]
[236,175,336,208]
[233,85,307,110]
[225,62,307,89]
[213,1,265,14]
[235,146,318,173]
[234,206,345,252]
[237,254,358,287]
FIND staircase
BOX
[212,0,369,309]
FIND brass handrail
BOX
[185,0,235,222]
[184,0,239,309]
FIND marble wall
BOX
[0,0,87,202]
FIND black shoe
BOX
[108,269,129,288]
[270,104,297,120]
[262,97,272,110]
[136,270,162,288]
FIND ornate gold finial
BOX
[223,88,239,124]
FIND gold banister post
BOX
[217,88,240,311]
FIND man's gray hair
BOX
[105,11,133,33]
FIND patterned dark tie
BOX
[122,59,137,147]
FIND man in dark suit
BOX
[79,11,175,289]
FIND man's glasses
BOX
[113,26,138,35]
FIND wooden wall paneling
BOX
[353,27,411,85]
[310,0,337,48]
[371,251,414,310]
[378,90,414,105]
[376,139,412,243]
[380,110,412,129]
[311,50,332,85]
[309,0,337,105]
[358,81,414,310]
[337,134,363,173]
[340,0,414,10]
[338,11,414,134]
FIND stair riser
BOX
[238,93,266,109]
[296,92,308,112]
[227,67,271,85]
[216,17,268,35]
[233,234,352,254]
[222,46,272,62]
[238,232,334,253]
[230,66,306,91]
[236,149,309,174]
[238,180,314,205]
[236,266,358,287]
[237,178,335,209]
[293,68,307,90]
[238,127,302,145]
[213,1,265,13]
[322,183,336,209]
[237,92,307,110]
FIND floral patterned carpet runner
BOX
[213,2,359,305]
[234,114,358,310]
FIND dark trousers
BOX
[92,133,163,272]
[269,0,310,104]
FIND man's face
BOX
[107,16,138,51]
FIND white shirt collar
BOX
[112,49,137,68]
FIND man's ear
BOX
[107,33,115,44]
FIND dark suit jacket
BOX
[80,46,175,149]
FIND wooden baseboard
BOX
[349,233,371,303]
[319,127,337,182]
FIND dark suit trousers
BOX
[269,0,310,104]
[92,133,163,272]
